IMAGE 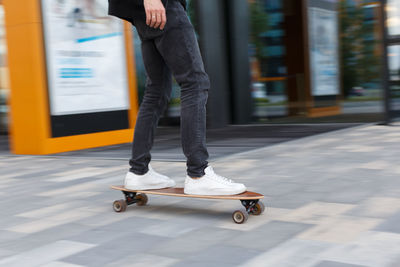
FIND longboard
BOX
[111,185,265,224]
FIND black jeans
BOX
[129,0,210,178]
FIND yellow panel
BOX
[4,22,50,153]
[3,0,42,26]
[43,129,133,155]
[124,21,139,129]
[307,106,341,118]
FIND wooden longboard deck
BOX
[111,185,264,200]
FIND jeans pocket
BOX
[144,25,165,39]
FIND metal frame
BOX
[122,191,139,205]
[379,0,400,124]
[240,199,260,214]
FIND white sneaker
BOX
[184,166,246,195]
[125,164,176,190]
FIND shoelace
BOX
[206,166,234,184]
[213,173,233,184]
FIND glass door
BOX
[387,0,400,117]
[248,0,288,120]
[0,3,9,134]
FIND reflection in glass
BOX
[390,83,400,111]
[0,5,9,133]
[338,0,383,116]
[387,0,400,36]
[388,45,400,81]
[388,45,400,112]
[248,0,287,119]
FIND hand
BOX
[143,0,167,30]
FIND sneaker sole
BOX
[183,187,246,196]
[125,181,176,191]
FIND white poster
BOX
[308,6,339,96]
[41,0,130,115]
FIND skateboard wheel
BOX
[113,199,127,212]
[232,208,249,224]
[135,193,148,206]
[251,202,265,216]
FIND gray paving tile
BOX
[312,261,367,267]
[239,238,333,266]
[387,254,400,267]
[0,240,95,267]
[374,211,400,233]
[1,223,92,253]
[184,244,263,264]
[105,253,179,267]
[226,220,312,251]
[317,188,376,204]
[150,227,241,258]
[62,232,169,267]
[0,248,16,259]
[172,260,233,267]
[319,231,400,267]
[269,192,324,209]
[0,230,28,243]
[60,228,127,245]
[0,216,37,229]
[91,216,164,232]
[1,123,400,266]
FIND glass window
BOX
[388,45,400,82]
[248,0,385,122]
[387,0,400,36]
[339,0,383,117]
[388,45,400,113]
[0,4,9,133]
[248,0,288,120]
[390,83,400,112]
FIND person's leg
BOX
[153,1,210,178]
[129,38,172,175]
[126,1,245,195]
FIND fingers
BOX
[148,11,155,27]
[144,0,167,29]
[160,11,167,30]
[146,10,166,30]
[146,10,151,26]
[154,13,162,29]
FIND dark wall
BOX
[195,0,252,128]
[283,0,307,116]
[195,0,231,128]
[226,0,253,124]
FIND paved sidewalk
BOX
[0,123,400,267]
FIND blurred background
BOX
[0,0,399,154]
[133,0,400,126]
[1,2,400,265]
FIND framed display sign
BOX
[4,0,138,154]
[41,0,131,137]
[307,0,340,107]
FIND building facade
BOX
[0,0,399,153]
[130,0,399,127]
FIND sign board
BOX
[41,0,130,136]
[307,0,339,97]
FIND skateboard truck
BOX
[113,191,149,212]
[123,191,138,205]
[231,199,265,224]
[241,199,260,214]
